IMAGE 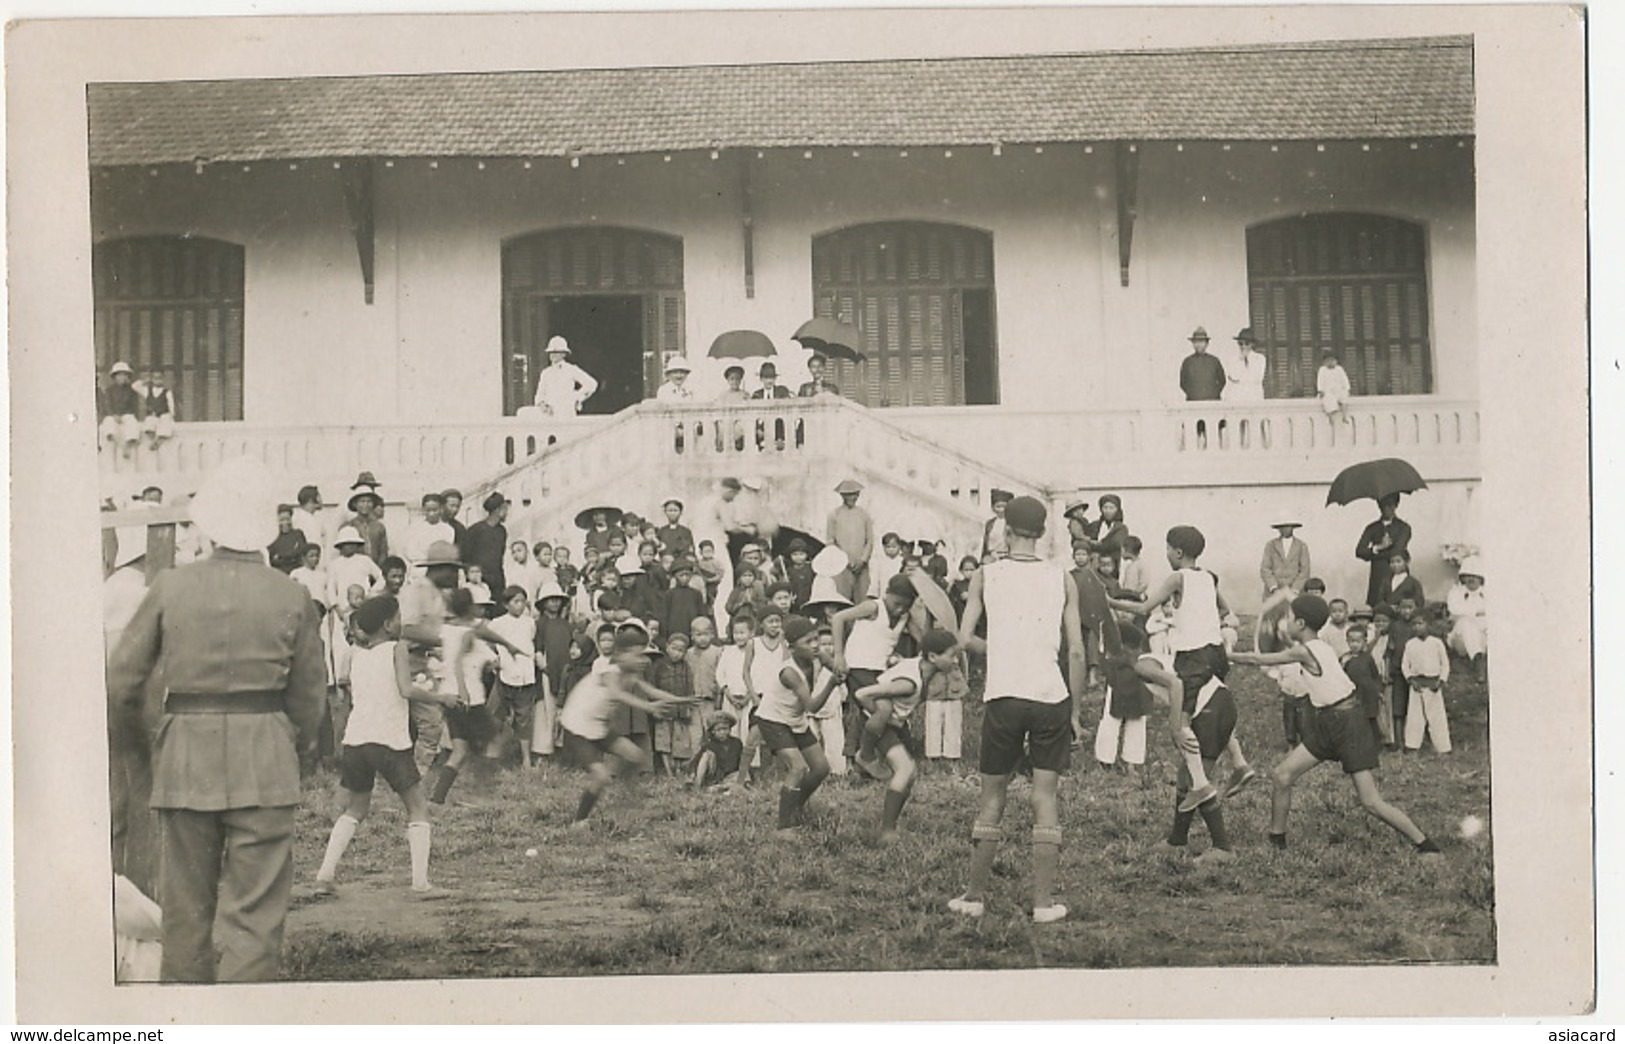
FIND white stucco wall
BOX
[90,140,1475,426]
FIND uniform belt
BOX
[165,691,286,714]
[1313,695,1359,713]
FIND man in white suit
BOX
[1259,521,1312,598]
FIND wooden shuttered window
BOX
[1246,214,1433,397]
[812,222,997,408]
[93,236,246,422]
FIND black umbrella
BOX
[707,330,776,359]
[771,525,826,561]
[791,317,867,363]
[1326,458,1429,506]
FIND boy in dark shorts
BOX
[1126,622,1236,863]
[951,496,1087,923]
[315,595,459,898]
[558,629,698,826]
[849,628,960,840]
[755,615,841,831]
[1230,595,1441,854]
[1108,525,1232,809]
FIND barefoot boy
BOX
[849,628,960,839]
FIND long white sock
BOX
[318,815,359,882]
[1182,745,1211,789]
[407,821,432,890]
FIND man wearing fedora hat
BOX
[750,360,791,400]
[1179,327,1226,402]
[344,472,390,568]
[107,456,326,982]
[1260,520,1312,599]
[825,478,874,603]
[655,356,696,403]
[533,336,599,416]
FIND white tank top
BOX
[1302,639,1356,708]
[755,657,825,731]
[559,666,621,740]
[980,557,1068,705]
[845,601,906,670]
[345,641,412,750]
[1171,568,1223,652]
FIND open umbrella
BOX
[708,329,776,359]
[792,317,867,363]
[771,525,826,561]
[1326,458,1429,506]
[573,505,625,531]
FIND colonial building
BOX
[89,35,1479,607]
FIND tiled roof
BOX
[88,36,1473,166]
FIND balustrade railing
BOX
[101,396,1480,505]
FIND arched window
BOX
[93,235,245,421]
[812,222,998,408]
[501,226,684,416]
[1246,214,1432,397]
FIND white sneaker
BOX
[947,894,985,918]
[1032,903,1069,924]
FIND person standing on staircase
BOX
[463,492,511,604]
[533,336,599,416]
[826,478,874,604]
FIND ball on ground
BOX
[525,847,540,858]
[1458,815,1484,840]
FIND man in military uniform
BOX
[108,456,326,982]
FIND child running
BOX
[754,615,841,831]
[558,627,697,826]
[1230,595,1441,854]
[314,595,458,899]
[428,589,499,805]
[849,628,960,840]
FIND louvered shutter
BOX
[93,236,245,421]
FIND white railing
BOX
[887,396,1480,489]
[97,416,609,496]
[100,396,1480,503]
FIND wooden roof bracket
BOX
[343,159,377,304]
[739,149,756,299]
[1115,140,1139,287]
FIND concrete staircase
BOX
[463,398,1053,563]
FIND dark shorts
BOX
[845,667,882,691]
[561,727,621,769]
[339,743,421,795]
[979,697,1073,776]
[1174,644,1230,714]
[874,722,913,759]
[1300,698,1381,774]
[489,681,538,732]
[1189,687,1238,760]
[443,703,497,747]
[757,718,820,753]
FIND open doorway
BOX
[542,295,644,415]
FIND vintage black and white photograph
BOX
[7,2,1593,1024]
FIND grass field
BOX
[282,658,1494,980]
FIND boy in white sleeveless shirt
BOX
[1109,525,1234,811]
[1231,595,1441,854]
[951,497,1086,924]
